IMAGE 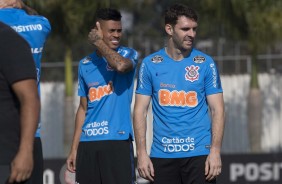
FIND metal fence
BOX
[39,55,282,159]
[40,53,282,82]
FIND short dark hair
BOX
[164,3,198,26]
[95,8,122,21]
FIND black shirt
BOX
[0,22,36,164]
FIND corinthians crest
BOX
[185,65,200,82]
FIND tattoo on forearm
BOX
[98,42,131,71]
[92,34,101,43]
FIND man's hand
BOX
[205,148,222,181]
[88,22,103,46]
[137,152,155,182]
[0,0,22,8]
[8,149,33,183]
[66,150,77,173]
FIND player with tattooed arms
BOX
[66,8,138,184]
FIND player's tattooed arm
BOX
[89,29,102,43]
[88,22,133,73]
[94,39,133,72]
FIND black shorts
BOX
[0,137,43,184]
[151,155,216,184]
[76,140,136,184]
[27,137,43,184]
[0,165,10,184]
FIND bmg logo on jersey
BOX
[84,121,109,137]
[88,81,114,102]
[158,89,198,107]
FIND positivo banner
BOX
[218,153,282,184]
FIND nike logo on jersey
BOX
[155,72,168,76]
[106,63,114,71]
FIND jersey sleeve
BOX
[119,47,139,68]
[135,60,152,96]
[41,16,51,38]
[204,59,223,96]
[77,62,87,97]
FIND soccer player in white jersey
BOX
[134,3,225,184]
[66,8,138,184]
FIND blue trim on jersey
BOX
[0,8,51,137]
[136,48,223,158]
[78,46,138,142]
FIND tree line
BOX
[26,0,282,153]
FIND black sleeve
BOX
[0,22,36,85]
